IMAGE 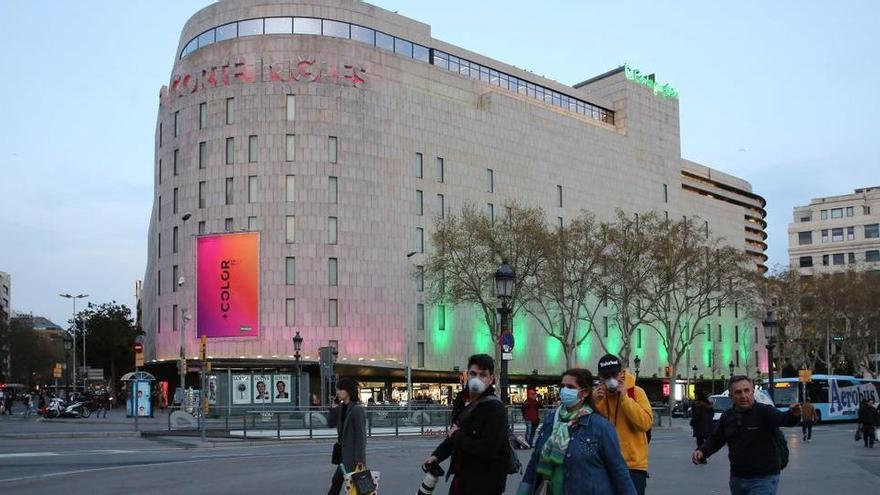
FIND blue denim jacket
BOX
[517,407,636,495]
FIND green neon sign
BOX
[624,64,679,99]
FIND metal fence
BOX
[164,404,671,439]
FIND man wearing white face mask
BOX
[594,354,653,495]
[423,354,510,494]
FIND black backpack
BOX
[773,428,789,470]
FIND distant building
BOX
[0,271,10,380]
[789,187,880,273]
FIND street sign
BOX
[500,332,515,353]
[53,364,63,379]
[134,340,144,368]
[798,369,812,383]
[87,368,104,380]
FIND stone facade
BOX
[143,0,768,382]
[789,187,880,274]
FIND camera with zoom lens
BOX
[418,462,446,495]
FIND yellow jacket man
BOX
[594,354,653,495]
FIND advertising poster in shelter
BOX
[232,374,252,404]
[253,374,272,404]
[273,374,292,403]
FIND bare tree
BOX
[600,211,659,367]
[523,212,606,369]
[761,268,825,371]
[823,270,880,377]
[642,217,755,393]
[423,203,547,365]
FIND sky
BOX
[1,1,877,328]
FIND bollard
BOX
[420,410,425,435]
[308,411,313,439]
[394,410,399,436]
[367,410,372,437]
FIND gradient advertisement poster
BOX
[197,232,259,338]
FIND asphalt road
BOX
[0,423,877,494]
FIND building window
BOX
[831,208,843,219]
[718,324,723,342]
[286,94,296,121]
[863,205,872,215]
[159,122,163,147]
[832,228,844,242]
[848,252,856,264]
[556,185,563,207]
[847,226,855,241]
[329,258,338,286]
[173,187,179,214]
[865,224,879,239]
[328,176,337,204]
[285,216,295,243]
[820,209,828,220]
[158,196,162,221]
[157,307,161,334]
[172,304,178,331]
[735,326,739,343]
[285,257,296,285]
[248,135,257,163]
[416,227,424,253]
[225,97,235,125]
[800,214,811,222]
[199,102,207,129]
[637,327,643,349]
[417,303,425,331]
[157,231,162,257]
[866,250,880,262]
[172,265,179,292]
[603,316,608,338]
[416,265,424,292]
[846,206,854,217]
[225,137,234,164]
[198,141,206,169]
[224,217,233,231]
[225,177,234,205]
[706,323,712,342]
[285,134,296,161]
[173,110,179,137]
[486,168,494,193]
[198,221,205,234]
[833,253,845,265]
[417,342,425,368]
[285,298,295,326]
[328,136,338,163]
[415,153,423,178]
[247,176,257,203]
[328,217,338,244]
[436,194,444,219]
[821,230,829,243]
[157,270,161,295]
[486,203,494,223]
[436,157,444,183]
[158,159,162,184]
[172,226,179,253]
[822,254,829,266]
[799,256,813,268]
[704,221,710,239]
[247,216,257,231]
[798,231,812,245]
[286,175,296,202]
[663,183,668,203]
[329,299,338,327]
[437,305,446,331]
[173,148,179,176]
[736,350,740,367]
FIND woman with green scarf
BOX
[517,369,636,495]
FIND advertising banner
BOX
[828,380,879,418]
[273,374,292,403]
[232,374,252,404]
[206,375,218,405]
[126,381,152,417]
[197,232,260,338]
[253,374,272,404]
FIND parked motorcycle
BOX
[44,397,91,419]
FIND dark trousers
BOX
[526,421,539,446]
[863,425,875,447]
[327,467,344,495]
[629,469,648,495]
[802,421,813,440]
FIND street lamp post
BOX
[293,331,303,408]
[692,365,698,393]
[633,356,641,382]
[63,332,73,395]
[729,361,735,382]
[762,310,778,402]
[494,261,515,404]
[59,293,88,392]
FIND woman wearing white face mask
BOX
[517,369,636,495]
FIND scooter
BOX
[44,397,91,419]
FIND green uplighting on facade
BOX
[545,335,563,365]
[513,313,529,359]
[432,304,453,353]
[472,311,492,354]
